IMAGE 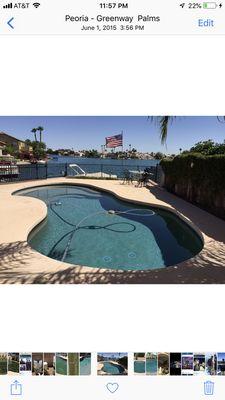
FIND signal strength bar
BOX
[3,2,13,8]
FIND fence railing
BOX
[0,162,161,184]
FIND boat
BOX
[37,160,46,164]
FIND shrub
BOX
[161,153,225,191]
[160,153,225,219]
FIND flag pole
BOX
[121,130,124,153]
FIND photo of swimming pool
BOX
[56,354,67,375]
[146,354,158,375]
[134,360,145,374]
[17,185,203,270]
[97,353,128,375]
[80,354,91,375]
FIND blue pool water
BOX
[80,356,91,375]
[17,185,203,270]
[146,358,158,375]
[134,360,146,374]
[102,361,125,375]
[56,355,67,375]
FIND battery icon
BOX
[203,2,217,8]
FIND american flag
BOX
[105,134,123,148]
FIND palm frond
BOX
[217,116,225,123]
[149,116,175,144]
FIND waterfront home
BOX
[0,132,33,156]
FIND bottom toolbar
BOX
[0,376,222,399]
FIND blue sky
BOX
[0,116,225,154]
[218,353,225,361]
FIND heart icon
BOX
[106,383,119,394]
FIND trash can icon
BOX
[204,381,214,395]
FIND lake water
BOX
[48,156,159,167]
[14,156,160,183]
[47,156,160,179]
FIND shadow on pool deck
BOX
[1,240,225,284]
[0,242,35,284]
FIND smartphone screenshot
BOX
[0,0,225,399]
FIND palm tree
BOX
[37,126,44,143]
[31,128,37,142]
[151,116,225,144]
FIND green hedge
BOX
[160,153,225,219]
[161,153,225,191]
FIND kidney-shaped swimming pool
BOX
[101,361,125,375]
[16,185,203,270]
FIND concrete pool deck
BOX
[0,177,225,284]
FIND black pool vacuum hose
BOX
[48,201,155,263]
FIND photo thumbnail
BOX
[0,353,7,375]
[158,353,169,376]
[217,353,225,375]
[44,353,56,376]
[134,353,146,375]
[182,353,194,376]
[8,353,20,375]
[32,353,44,376]
[194,353,205,376]
[206,353,217,376]
[97,353,128,376]
[19,353,32,376]
[170,353,181,376]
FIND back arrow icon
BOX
[7,17,14,29]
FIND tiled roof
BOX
[0,131,25,143]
